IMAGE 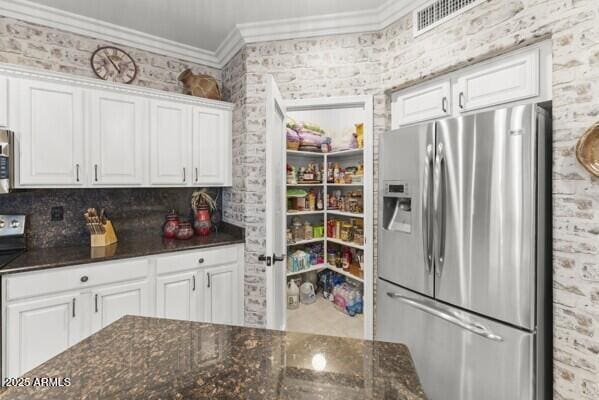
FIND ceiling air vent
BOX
[413,0,484,36]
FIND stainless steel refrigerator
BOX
[376,104,551,400]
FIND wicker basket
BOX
[287,140,300,150]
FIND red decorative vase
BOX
[175,222,194,240]
[162,212,180,238]
[194,208,212,236]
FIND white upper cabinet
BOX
[455,48,539,112]
[391,80,451,128]
[150,100,191,185]
[13,79,84,186]
[89,91,146,185]
[0,76,8,127]
[0,63,234,188]
[192,106,232,186]
[391,43,549,126]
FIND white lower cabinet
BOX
[5,292,83,379]
[1,245,243,380]
[204,264,238,325]
[91,279,151,333]
[156,271,202,322]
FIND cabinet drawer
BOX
[156,246,238,275]
[5,259,149,301]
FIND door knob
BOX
[273,254,285,263]
[258,254,272,266]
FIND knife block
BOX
[90,220,118,248]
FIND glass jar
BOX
[327,249,337,265]
[303,221,313,240]
[340,222,353,242]
[175,222,193,240]
[292,217,304,241]
[353,227,364,245]
[162,211,180,239]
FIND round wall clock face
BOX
[90,46,138,84]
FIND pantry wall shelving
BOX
[280,95,373,340]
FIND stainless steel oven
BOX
[0,130,14,194]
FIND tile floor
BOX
[286,295,363,339]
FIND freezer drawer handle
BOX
[386,292,504,342]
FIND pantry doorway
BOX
[264,75,374,340]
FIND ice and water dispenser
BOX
[382,181,412,234]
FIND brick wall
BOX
[223,0,599,398]
[0,15,221,92]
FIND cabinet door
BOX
[192,106,231,186]
[91,280,150,333]
[90,91,146,185]
[0,76,8,128]
[156,271,198,321]
[455,49,539,112]
[149,100,191,185]
[391,80,450,128]
[15,79,84,186]
[204,264,238,325]
[5,293,82,378]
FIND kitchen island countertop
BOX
[0,315,426,400]
[0,223,244,275]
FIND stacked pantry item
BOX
[285,120,366,317]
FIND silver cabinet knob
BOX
[80,276,89,283]
[198,258,205,264]
[10,220,19,228]
[0,219,5,229]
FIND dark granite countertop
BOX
[0,315,426,400]
[0,223,244,275]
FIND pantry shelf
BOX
[328,183,363,187]
[327,237,365,250]
[327,264,364,283]
[286,210,325,216]
[287,183,324,187]
[287,237,325,247]
[326,148,363,158]
[327,210,364,218]
[287,263,328,277]
[287,150,325,157]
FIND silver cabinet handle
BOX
[95,294,99,313]
[195,168,198,182]
[183,167,186,182]
[94,164,98,182]
[192,275,196,291]
[441,96,448,113]
[458,92,465,109]
[422,144,434,273]
[433,142,447,277]
[207,272,211,288]
[386,293,503,342]
[75,163,80,182]
[72,298,76,318]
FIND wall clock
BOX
[90,46,138,84]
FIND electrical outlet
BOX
[51,206,64,221]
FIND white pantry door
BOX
[264,75,287,331]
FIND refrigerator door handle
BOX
[422,144,434,273]
[386,292,504,342]
[433,142,447,276]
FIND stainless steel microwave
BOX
[0,130,14,194]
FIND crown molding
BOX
[0,0,221,68]
[217,0,426,66]
[0,0,427,69]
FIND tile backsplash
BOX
[0,188,221,249]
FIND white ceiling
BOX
[26,0,388,51]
